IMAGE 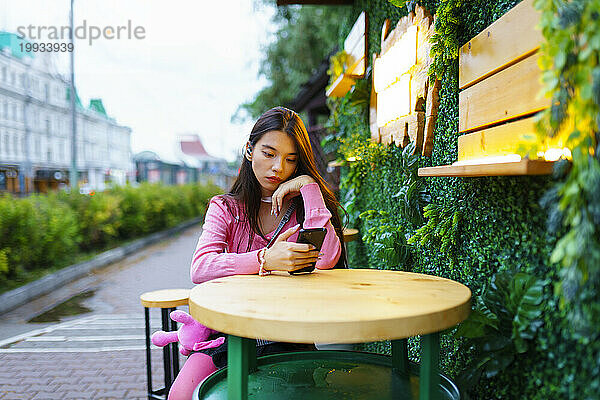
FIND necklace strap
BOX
[266,201,296,248]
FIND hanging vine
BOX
[535,0,600,337]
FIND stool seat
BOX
[140,288,191,400]
[140,288,190,308]
[342,228,359,243]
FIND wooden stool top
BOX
[189,269,471,344]
[342,228,360,243]
[140,288,190,308]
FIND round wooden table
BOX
[189,269,471,400]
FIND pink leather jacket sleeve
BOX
[190,197,261,284]
[298,183,341,270]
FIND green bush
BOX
[0,182,221,288]
[58,190,122,251]
[0,194,80,278]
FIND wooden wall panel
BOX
[459,0,543,90]
[457,116,538,161]
[459,52,548,134]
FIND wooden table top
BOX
[189,269,471,344]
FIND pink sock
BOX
[168,352,217,400]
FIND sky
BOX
[0,0,275,162]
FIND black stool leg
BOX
[169,308,181,379]
[161,308,174,395]
[144,307,154,400]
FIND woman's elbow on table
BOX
[190,253,223,284]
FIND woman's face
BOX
[249,130,298,197]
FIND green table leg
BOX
[227,336,255,400]
[391,339,409,375]
[420,332,440,400]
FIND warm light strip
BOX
[377,74,411,127]
[452,154,522,166]
[540,148,571,161]
[374,25,417,93]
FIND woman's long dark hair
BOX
[226,106,347,267]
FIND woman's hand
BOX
[271,175,316,215]
[263,225,320,272]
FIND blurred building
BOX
[134,135,236,190]
[179,134,235,189]
[134,150,198,186]
[0,32,133,195]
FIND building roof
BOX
[89,99,107,116]
[0,32,33,60]
[180,134,219,161]
[66,86,84,108]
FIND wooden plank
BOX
[344,12,365,56]
[403,112,424,151]
[325,73,355,98]
[459,52,548,134]
[457,116,539,161]
[459,0,543,90]
[370,53,380,142]
[382,12,413,55]
[423,79,441,157]
[418,159,555,177]
[379,112,425,150]
[346,52,365,78]
[344,12,367,77]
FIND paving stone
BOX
[19,376,53,385]
[32,391,65,400]
[91,389,128,398]
[0,385,27,393]
[61,392,90,400]
[0,226,201,399]
[2,392,35,400]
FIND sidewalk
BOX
[0,223,203,400]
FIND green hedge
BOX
[327,0,599,398]
[0,182,221,285]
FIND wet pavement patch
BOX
[28,290,96,323]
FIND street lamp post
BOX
[69,0,77,190]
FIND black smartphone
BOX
[289,227,327,275]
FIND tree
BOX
[234,3,351,121]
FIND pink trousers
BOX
[168,352,217,400]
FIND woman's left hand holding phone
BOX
[262,225,320,272]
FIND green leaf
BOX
[454,309,497,338]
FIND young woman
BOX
[168,107,346,399]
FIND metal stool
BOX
[140,289,190,400]
[342,227,360,243]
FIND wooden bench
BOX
[419,0,569,177]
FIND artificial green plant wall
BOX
[326,0,599,398]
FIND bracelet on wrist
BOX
[258,248,271,276]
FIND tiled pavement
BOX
[0,224,203,400]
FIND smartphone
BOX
[289,227,327,275]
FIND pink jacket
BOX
[191,183,342,284]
